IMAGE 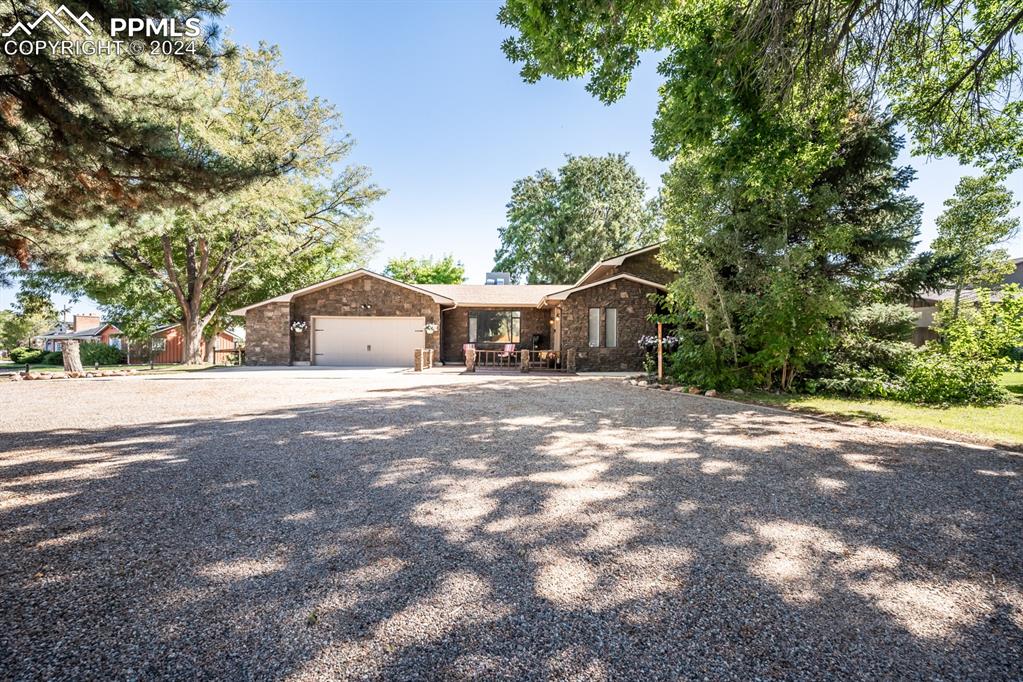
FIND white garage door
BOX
[313,317,425,367]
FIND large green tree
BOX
[0,290,57,350]
[0,1,286,273]
[661,110,923,390]
[931,173,1020,318]
[499,0,1023,171]
[494,154,660,284]
[42,46,383,364]
[383,255,465,284]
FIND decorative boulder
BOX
[9,373,23,382]
[637,381,648,387]
[705,389,718,397]
[687,386,701,394]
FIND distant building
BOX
[484,272,512,285]
[910,256,1022,345]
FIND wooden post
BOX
[657,322,663,382]
[520,349,529,373]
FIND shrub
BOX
[9,347,46,364]
[897,348,1005,405]
[42,351,64,365]
[79,343,125,366]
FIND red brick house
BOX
[34,315,241,365]
[230,243,673,371]
[145,325,242,364]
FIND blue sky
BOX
[3,0,1021,314]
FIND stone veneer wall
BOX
[441,307,552,363]
[560,278,660,371]
[289,277,442,363]
[613,249,674,284]
[244,301,292,365]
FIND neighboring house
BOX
[33,314,241,364]
[146,324,242,364]
[33,314,122,351]
[910,256,1023,345]
[230,243,674,371]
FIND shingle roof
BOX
[420,284,567,306]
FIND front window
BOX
[109,337,122,350]
[468,310,520,344]
[588,308,600,347]
[605,308,617,347]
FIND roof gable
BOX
[228,269,456,315]
[541,273,667,304]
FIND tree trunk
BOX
[203,334,216,364]
[62,340,84,374]
[182,318,204,365]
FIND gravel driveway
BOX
[1,369,1021,680]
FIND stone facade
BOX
[244,302,292,365]
[559,278,661,372]
[244,276,442,366]
[612,249,674,284]
[290,278,441,363]
[441,307,552,363]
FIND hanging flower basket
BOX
[424,323,438,334]
[290,320,308,333]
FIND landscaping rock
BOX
[705,389,718,397]
[687,386,701,394]
[670,386,686,393]
[637,381,648,387]
[731,388,745,395]
[9,373,23,382]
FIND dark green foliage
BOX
[494,154,661,283]
[899,351,1005,405]
[10,347,46,364]
[812,304,918,398]
[79,343,125,366]
[42,351,64,365]
[661,110,925,391]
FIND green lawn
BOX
[739,372,1023,447]
[0,362,226,374]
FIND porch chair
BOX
[498,343,517,367]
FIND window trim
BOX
[468,309,521,344]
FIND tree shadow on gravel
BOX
[1,377,1021,679]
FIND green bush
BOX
[79,343,125,366]
[897,349,1005,405]
[42,351,64,365]
[9,347,46,364]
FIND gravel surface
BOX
[1,369,1021,680]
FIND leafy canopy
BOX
[499,0,1023,171]
[931,174,1020,313]
[40,45,383,363]
[0,1,290,270]
[660,109,924,390]
[383,255,465,284]
[494,154,661,284]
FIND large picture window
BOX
[469,310,521,344]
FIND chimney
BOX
[485,272,512,285]
[73,314,102,332]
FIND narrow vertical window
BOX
[605,308,617,348]
[588,308,600,347]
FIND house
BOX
[34,314,122,351]
[145,324,242,364]
[33,315,241,364]
[910,256,1023,345]
[230,243,674,371]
